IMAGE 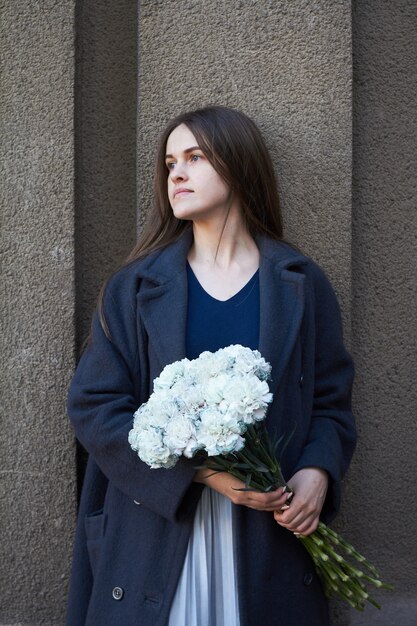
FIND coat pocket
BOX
[84,508,106,577]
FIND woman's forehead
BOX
[166,124,199,155]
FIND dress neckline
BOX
[186,262,259,304]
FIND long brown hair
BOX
[127,105,283,263]
[98,106,284,335]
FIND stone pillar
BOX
[137,0,352,312]
[1,0,138,623]
[3,1,415,624]
[0,2,77,623]
[349,2,417,624]
[137,4,352,621]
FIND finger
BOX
[277,510,318,534]
[276,494,321,523]
[245,489,289,510]
[264,495,293,511]
[236,485,295,512]
[275,504,291,514]
[246,486,287,502]
[246,499,283,512]
[275,490,293,507]
[290,516,320,536]
[274,505,315,527]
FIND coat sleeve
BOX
[292,262,357,523]
[67,269,198,523]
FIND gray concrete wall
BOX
[0,1,137,623]
[74,0,137,352]
[2,0,416,624]
[138,0,353,315]
[73,0,138,496]
[0,2,77,624]
[349,1,417,624]
[138,2,353,624]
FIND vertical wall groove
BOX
[74,0,138,494]
[74,0,138,353]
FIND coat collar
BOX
[136,229,307,393]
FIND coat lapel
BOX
[136,229,192,370]
[136,231,306,389]
[257,238,306,397]
[138,269,188,369]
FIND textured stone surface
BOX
[3,0,416,624]
[74,0,138,350]
[138,4,352,623]
[138,0,353,318]
[349,1,417,623]
[0,1,76,624]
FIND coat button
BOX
[303,572,313,586]
[299,373,304,387]
[112,586,124,600]
[133,500,141,505]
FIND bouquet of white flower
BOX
[128,345,392,611]
[128,345,273,468]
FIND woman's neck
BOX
[189,207,259,270]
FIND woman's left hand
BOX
[273,467,328,536]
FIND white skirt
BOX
[168,487,241,626]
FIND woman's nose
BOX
[170,162,188,182]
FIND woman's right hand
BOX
[194,468,291,512]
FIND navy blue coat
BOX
[66,230,356,626]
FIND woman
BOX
[67,106,356,626]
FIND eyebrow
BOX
[165,146,202,160]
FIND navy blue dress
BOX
[185,262,260,359]
[168,264,260,626]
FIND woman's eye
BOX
[166,162,175,170]
[190,154,201,162]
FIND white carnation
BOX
[164,414,197,456]
[134,395,181,429]
[225,345,271,380]
[129,426,176,469]
[154,358,190,390]
[129,345,273,469]
[192,350,232,382]
[179,384,204,414]
[203,373,231,405]
[169,377,196,399]
[223,376,272,424]
[197,407,245,456]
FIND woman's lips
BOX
[174,188,193,197]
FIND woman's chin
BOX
[172,208,194,221]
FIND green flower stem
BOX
[317,523,379,576]
[296,523,391,610]
[302,538,375,611]
[201,423,392,611]
[243,425,287,484]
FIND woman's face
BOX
[165,124,232,223]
